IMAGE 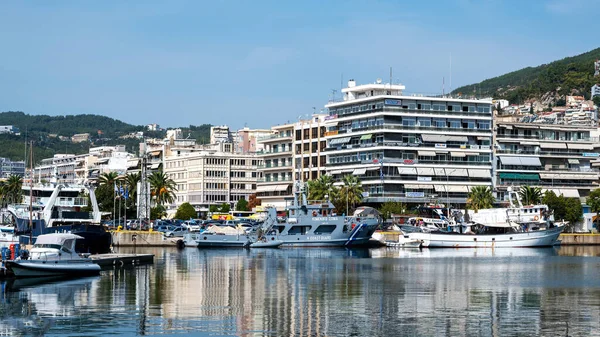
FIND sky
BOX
[0,0,598,130]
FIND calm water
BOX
[2,246,600,337]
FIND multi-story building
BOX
[256,124,294,210]
[235,127,272,154]
[0,157,26,178]
[210,125,232,144]
[294,114,328,182]
[592,84,600,98]
[0,125,20,135]
[163,142,261,216]
[495,118,599,200]
[35,154,88,184]
[324,79,494,206]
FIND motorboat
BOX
[182,181,380,248]
[4,233,101,278]
[0,224,18,248]
[6,180,112,254]
[406,189,564,248]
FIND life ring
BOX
[534,215,539,221]
[312,211,318,217]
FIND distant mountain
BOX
[0,111,211,163]
[452,48,600,106]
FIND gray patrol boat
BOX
[183,181,380,248]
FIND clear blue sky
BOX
[0,0,598,130]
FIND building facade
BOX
[256,124,294,210]
[0,157,26,178]
[324,79,494,206]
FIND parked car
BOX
[154,224,175,233]
[182,220,201,232]
[126,219,149,231]
[164,227,188,237]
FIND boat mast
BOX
[28,140,33,245]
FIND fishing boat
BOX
[182,181,380,248]
[4,233,101,278]
[406,189,565,248]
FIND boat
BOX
[6,181,112,254]
[406,189,565,248]
[4,233,101,278]
[0,224,18,248]
[248,240,284,248]
[183,181,380,248]
[372,232,422,248]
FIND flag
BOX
[119,184,124,197]
[124,187,129,200]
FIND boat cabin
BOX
[31,233,84,260]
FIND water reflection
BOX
[1,246,599,336]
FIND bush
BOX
[175,202,196,220]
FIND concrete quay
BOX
[111,230,179,247]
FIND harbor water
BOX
[2,246,600,336]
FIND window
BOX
[402,118,416,127]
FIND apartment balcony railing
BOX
[258,163,293,169]
[258,177,293,183]
[497,167,599,173]
[256,149,293,156]
[496,149,597,157]
[328,158,492,166]
[258,133,294,142]
[496,134,598,143]
[331,107,492,119]
[333,124,492,136]
[325,142,491,152]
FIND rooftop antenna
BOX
[443,77,445,96]
[389,67,393,90]
[449,52,452,95]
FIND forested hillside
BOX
[0,111,212,164]
[452,47,600,104]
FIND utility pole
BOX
[137,145,151,223]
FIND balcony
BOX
[256,149,293,156]
[325,141,491,152]
[333,124,491,136]
[331,106,492,120]
[258,133,293,142]
[328,158,492,166]
[496,134,598,142]
[258,163,293,170]
[258,177,293,183]
[496,149,596,157]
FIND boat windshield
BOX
[33,244,62,250]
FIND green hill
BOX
[0,111,212,164]
[452,47,600,105]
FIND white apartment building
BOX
[210,125,232,144]
[294,114,328,182]
[256,124,294,210]
[324,79,494,206]
[163,142,261,215]
[592,84,600,99]
[495,120,599,200]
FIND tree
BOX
[148,171,177,206]
[209,205,219,213]
[248,194,261,209]
[564,198,582,232]
[587,188,600,228]
[337,175,364,215]
[466,186,494,213]
[3,175,22,205]
[151,205,167,220]
[175,202,197,220]
[98,171,121,187]
[219,203,231,213]
[543,191,565,220]
[593,96,600,108]
[518,186,542,205]
[307,174,338,201]
[379,201,407,224]
[236,197,249,211]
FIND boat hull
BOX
[408,226,564,248]
[5,260,101,278]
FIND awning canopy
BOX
[148,150,162,156]
[360,134,373,140]
[499,156,542,166]
[539,142,567,149]
[566,143,594,150]
[434,185,446,192]
[329,137,351,145]
[434,168,446,176]
[416,167,435,175]
[404,184,434,189]
[127,159,140,168]
[446,168,468,177]
[397,167,417,175]
[256,185,277,192]
[499,172,540,180]
[468,169,490,178]
[450,152,466,158]
[421,134,448,142]
[446,185,469,193]
[544,188,580,198]
[568,159,580,164]
[150,163,161,169]
[417,150,437,157]
[447,136,468,142]
[353,168,367,175]
[275,184,290,191]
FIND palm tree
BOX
[4,175,23,205]
[466,186,494,213]
[307,174,338,201]
[0,180,6,208]
[98,171,121,187]
[148,171,177,206]
[518,186,542,205]
[338,175,364,215]
[125,172,141,199]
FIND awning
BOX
[446,168,468,177]
[499,156,541,166]
[330,170,343,175]
[477,136,490,140]
[127,159,140,168]
[447,136,468,142]
[360,134,373,140]
[434,185,446,192]
[150,163,161,169]
[417,167,435,175]
[404,184,433,189]
[539,173,557,179]
[417,150,437,157]
[149,151,162,156]
[468,169,490,178]
[397,167,417,175]
[559,189,580,198]
[256,185,277,192]
[329,137,351,145]
[275,184,290,191]
[96,158,109,164]
[539,142,567,149]
[433,168,446,176]
[568,159,580,164]
[450,152,466,158]
[466,152,480,156]
[499,172,540,180]
[576,174,598,180]
[567,143,594,150]
[446,185,469,192]
[353,168,367,175]
[421,134,448,142]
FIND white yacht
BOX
[5,233,101,278]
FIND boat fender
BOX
[351,223,356,229]
[176,239,185,249]
[534,215,539,221]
